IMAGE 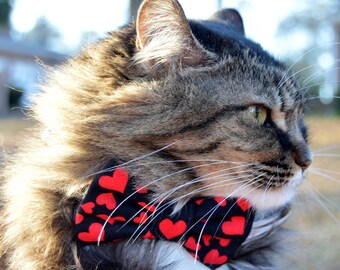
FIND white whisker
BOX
[125,173,255,245]
[302,63,340,88]
[307,95,340,100]
[177,173,266,241]
[310,167,340,176]
[277,43,340,90]
[303,182,340,224]
[302,83,340,94]
[98,161,257,244]
[84,141,180,179]
[312,145,340,154]
[124,165,269,244]
[309,168,340,183]
[262,174,275,206]
[192,178,266,261]
[277,51,318,88]
[313,154,340,158]
[96,160,226,243]
[127,167,264,245]
[277,63,319,90]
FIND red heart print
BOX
[136,186,149,194]
[203,249,228,265]
[215,237,231,247]
[133,212,148,224]
[98,168,128,193]
[195,199,204,205]
[142,230,156,239]
[202,234,212,246]
[137,202,156,212]
[81,202,95,214]
[222,216,246,235]
[214,197,227,207]
[96,193,116,210]
[184,236,201,251]
[237,198,251,211]
[159,219,187,239]
[75,213,84,225]
[78,223,105,242]
[96,214,126,225]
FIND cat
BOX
[0,0,312,269]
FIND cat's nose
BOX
[293,145,312,171]
[295,155,312,171]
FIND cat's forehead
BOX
[181,21,304,112]
[169,56,304,114]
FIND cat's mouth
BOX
[235,167,305,210]
[251,174,290,188]
[251,166,304,189]
[201,165,305,210]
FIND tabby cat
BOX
[0,0,312,269]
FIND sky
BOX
[10,0,301,57]
[7,0,339,104]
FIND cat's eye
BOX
[247,105,267,125]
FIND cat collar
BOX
[75,160,255,269]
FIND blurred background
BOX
[0,0,339,269]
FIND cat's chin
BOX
[233,169,304,210]
[239,186,296,210]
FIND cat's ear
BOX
[210,8,245,35]
[134,0,216,72]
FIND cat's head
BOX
[39,0,312,210]
[129,0,312,209]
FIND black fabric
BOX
[75,160,255,269]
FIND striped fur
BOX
[1,0,311,269]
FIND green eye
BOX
[248,105,267,125]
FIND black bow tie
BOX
[75,160,255,269]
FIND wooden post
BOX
[130,0,143,21]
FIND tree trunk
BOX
[0,75,9,117]
[130,0,143,21]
